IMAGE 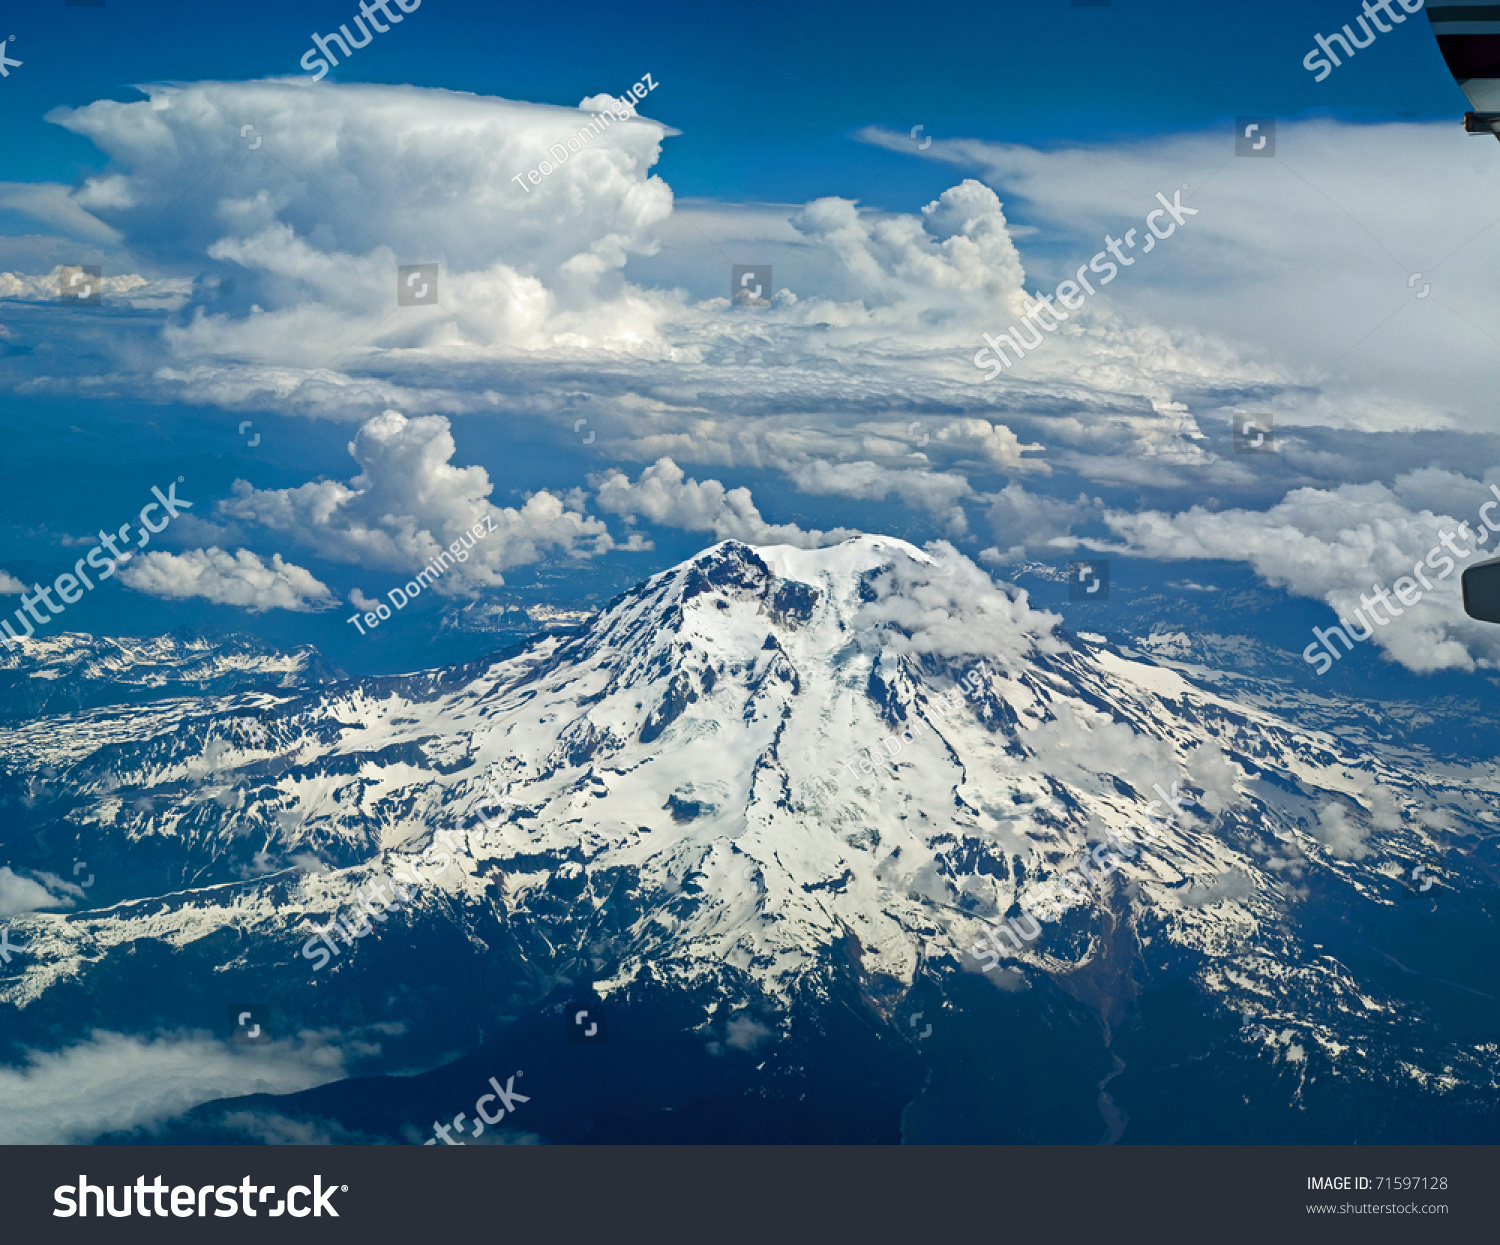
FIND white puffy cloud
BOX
[0,867,74,918]
[45,80,676,359]
[1102,468,1500,673]
[723,1017,775,1052]
[1181,869,1254,909]
[222,409,615,588]
[0,570,24,594]
[776,179,1029,330]
[118,548,337,613]
[11,82,1500,608]
[1311,802,1370,861]
[0,77,1304,528]
[981,483,1100,562]
[1184,743,1242,817]
[852,540,1064,663]
[594,457,853,549]
[0,1028,357,1144]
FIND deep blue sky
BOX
[0,0,1467,211]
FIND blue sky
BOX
[2,0,1468,199]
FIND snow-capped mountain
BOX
[0,628,339,724]
[1,536,1496,1141]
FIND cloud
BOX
[777,179,1029,329]
[981,483,1099,562]
[1184,743,1241,816]
[0,1028,357,1144]
[1103,468,1500,673]
[852,540,1064,663]
[10,83,1500,610]
[1020,702,1177,801]
[1181,869,1254,909]
[46,80,676,358]
[118,548,337,613]
[0,570,24,594]
[217,1111,367,1145]
[1311,802,1370,861]
[0,183,121,246]
[0,867,74,918]
[222,410,615,588]
[724,1017,775,1052]
[595,457,854,549]
[785,459,973,535]
[859,119,1500,427]
[787,459,972,509]
[0,78,1312,528]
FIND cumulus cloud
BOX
[595,457,853,549]
[44,80,677,358]
[222,410,615,589]
[853,540,1064,663]
[1103,469,1500,673]
[0,77,1311,527]
[0,1028,357,1144]
[118,548,337,613]
[981,483,1099,563]
[0,182,121,246]
[1184,742,1241,816]
[10,82,1500,619]
[0,570,24,594]
[777,179,1029,330]
[216,1111,367,1146]
[1365,784,1404,832]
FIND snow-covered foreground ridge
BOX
[2,536,1480,1027]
